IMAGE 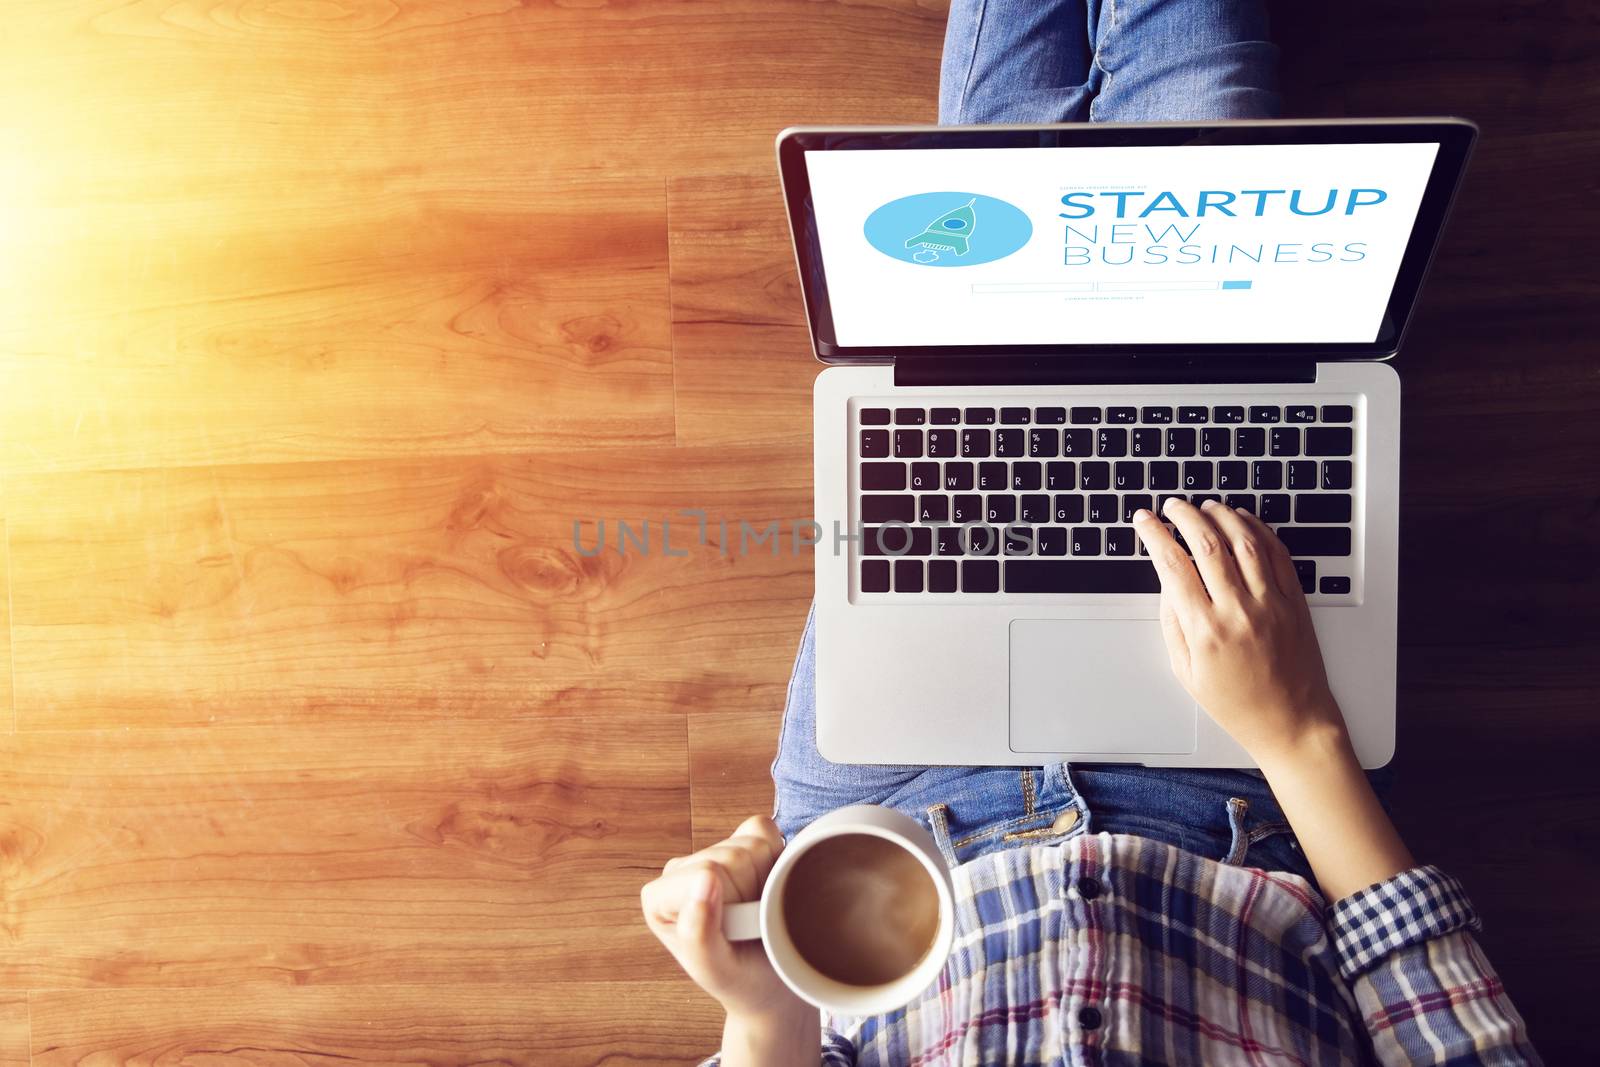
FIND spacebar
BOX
[1005,560,1161,594]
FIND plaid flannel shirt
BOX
[703,833,1538,1066]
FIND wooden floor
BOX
[0,0,1593,1062]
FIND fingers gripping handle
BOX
[721,900,762,942]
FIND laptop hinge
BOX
[893,355,1318,388]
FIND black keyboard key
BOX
[1141,406,1173,424]
[1000,407,1031,424]
[1005,528,1033,555]
[861,559,890,592]
[1277,526,1352,557]
[860,429,889,457]
[1252,461,1283,490]
[1088,494,1119,523]
[1212,406,1245,424]
[860,408,891,426]
[1183,462,1214,490]
[1070,527,1102,556]
[930,407,961,425]
[1260,494,1291,523]
[1070,406,1102,424]
[894,407,925,425]
[927,428,958,458]
[1046,462,1076,490]
[1020,494,1051,523]
[1106,528,1136,556]
[963,558,1000,593]
[951,494,982,524]
[1249,405,1281,424]
[909,462,939,492]
[1234,427,1266,457]
[1225,493,1257,514]
[1036,406,1067,425]
[1319,576,1351,595]
[1321,404,1354,423]
[1157,494,1188,514]
[995,428,1025,457]
[936,527,965,557]
[1012,462,1042,491]
[1061,430,1093,457]
[1080,461,1110,490]
[1201,428,1231,457]
[1295,493,1353,523]
[986,495,1017,523]
[1096,428,1128,457]
[1217,461,1248,491]
[1178,406,1209,424]
[861,495,914,524]
[1114,461,1145,490]
[977,461,1006,491]
[1053,495,1085,523]
[965,407,996,425]
[1191,493,1221,506]
[1293,559,1316,594]
[1038,527,1068,556]
[1149,461,1180,491]
[1286,404,1317,423]
[918,495,948,522]
[964,526,1001,556]
[894,429,923,458]
[961,428,991,458]
[863,525,933,556]
[1121,494,1153,522]
[1322,461,1353,490]
[1269,427,1301,457]
[1287,461,1318,490]
[1165,427,1197,457]
[1131,428,1161,457]
[894,558,924,592]
[1006,559,1160,593]
[1306,427,1354,456]
[861,462,905,491]
[1029,428,1060,458]
[928,559,959,592]
[1108,406,1138,424]
[944,462,974,491]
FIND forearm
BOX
[1254,716,1414,901]
[720,1005,822,1067]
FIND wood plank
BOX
[0,179,676,474]
[0,509,11,733]
[0,997,25,1067]
[668,175,820,447]
[5,448,812,729]
[689,707,784,852]
[0,719,691,988]
[30,984,722,1067]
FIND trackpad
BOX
[1009,620,1197,755]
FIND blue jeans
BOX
[772,607,1316,882]
[939,0,1280,124]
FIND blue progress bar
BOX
[1221,279,1252,290]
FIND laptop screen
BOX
[782,123,1475,361]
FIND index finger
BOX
[1131,509,1209,626]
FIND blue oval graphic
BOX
[864,192,1033,267]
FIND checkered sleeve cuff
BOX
[1329,865,1482,980]
[697,1027,855,1067]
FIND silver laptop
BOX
[778,119,1476,768]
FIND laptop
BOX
[777,118,1476,768]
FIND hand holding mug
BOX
[640,815,812,1027]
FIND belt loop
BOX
[1223,796,1251,866]
[925,803,961,868]
[1021,769,1037,816]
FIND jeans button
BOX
[1051,808,1080,834]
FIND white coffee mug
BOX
[721,804,956,1016]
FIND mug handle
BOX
[721,900,762,941]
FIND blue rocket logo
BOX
[864,192,1032,268]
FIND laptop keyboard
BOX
[854,400,1357,597]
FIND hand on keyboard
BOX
[1131,499,1349,762]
